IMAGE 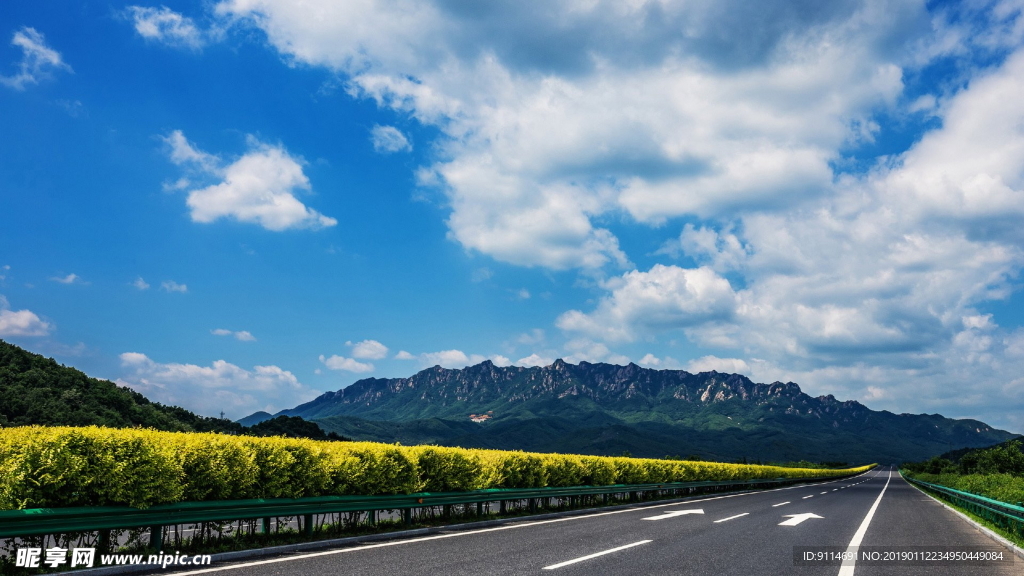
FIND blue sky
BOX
[2,0,1024,431]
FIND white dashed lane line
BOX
[543,541,652,570]
[713,513,749,523]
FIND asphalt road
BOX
[172,468,1019,576]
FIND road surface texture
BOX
[168,467,1019,576]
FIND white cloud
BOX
[515,288,531,300]
[347,339,389,360]
[132,277,150,290]
[419,349,484,368]
[404,349,509,368]
[162,130,337,231]
[470,267,493,282]
[516,328,545,346]
[319,354,374,373]
[56,99,84,117]
[489,355,512,367]
[562,338,630,365]
[515,353,554,367]
[126,6,209,50]
[50,273,84,285]
[117,352,316,419]
[0,295,51,337]
[163,130,219,172]
[161,280,188,293]
[638,353,661,367]
[685,355,752,375]
[0,27,71,90]
[557,265,737,342]
[212,328,256,341]
[370,125,412,153]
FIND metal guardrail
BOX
[903,474,1024,539]
[0,473,858,549]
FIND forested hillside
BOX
[0,339,343,440]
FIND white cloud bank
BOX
[0,296,51,337]
[0,27,70,90]
[118,352,317,418]
[163,130,336,231]
[210,0,931,270]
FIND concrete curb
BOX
[906,477,1024,562]
[58,481,831,575]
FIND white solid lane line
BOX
[542,540,652,570]
[713,513,749,523]
[772,502,790,507]
[837,469,892,576]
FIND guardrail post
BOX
[476,502,483,516]
[499,500,506,514]
[98,529,111,554]
[262,517,271,534]
[149,525,163,552]
[529,498,537,513]
[303,514,313,536]
[367,510,376,525]
[402,508,412,525]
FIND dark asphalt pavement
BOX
[170,468,1019,576]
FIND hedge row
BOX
[0,426,873,509]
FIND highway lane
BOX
[169,467,1018,576]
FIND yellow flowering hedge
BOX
[0,426,873,509]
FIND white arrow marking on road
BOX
[642,509,704,521]
[779,513,823,526]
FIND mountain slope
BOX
[0,339,241,432]
[0,340,344,441]
[280,359,1015,462]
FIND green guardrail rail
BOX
[0,473,862,551]
[903,473,1024,540]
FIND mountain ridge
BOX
[270,359,1013,462]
